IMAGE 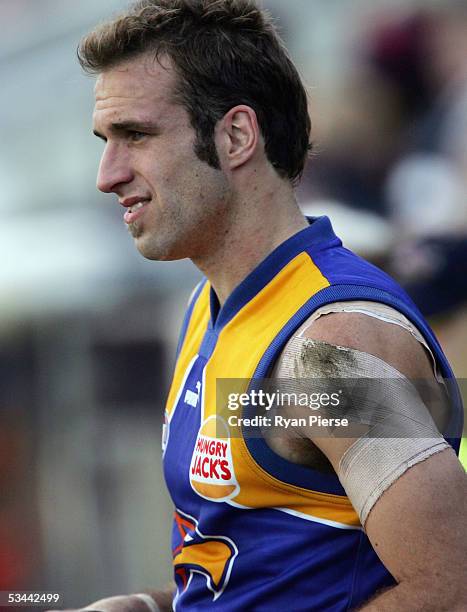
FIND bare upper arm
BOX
[363,447,467,602]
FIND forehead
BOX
[93,54,177,121]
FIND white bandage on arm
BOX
[274,336,450,527]
[338,435,449,526]
[134,593,161,612]
[330,345,449,526]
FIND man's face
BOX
[93,54,230,261]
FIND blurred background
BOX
[0,0,466,607]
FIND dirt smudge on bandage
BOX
[294,338,357,378]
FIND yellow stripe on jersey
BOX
[166,281,210,418]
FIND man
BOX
[52,0,466,610]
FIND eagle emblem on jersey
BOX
[173,508,238,601]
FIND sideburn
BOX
[193,132,221,169]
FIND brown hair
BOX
[78,0,312,183]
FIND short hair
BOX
[78,0,312,184]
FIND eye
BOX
[129,131,147,142]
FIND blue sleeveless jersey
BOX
[163,216,463,611]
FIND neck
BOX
[192,172,308,306]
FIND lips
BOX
[121,197,151,225]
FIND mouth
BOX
[122,198,151,225]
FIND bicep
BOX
[364,447,467,590]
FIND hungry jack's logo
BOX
[189,415,240,501]
[173,508,238,601]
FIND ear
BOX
[216,105,259,170]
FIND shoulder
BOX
[274,309,449,477]
[297,310,435,381]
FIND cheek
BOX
[147,139,228,209]
[167,161,206,198]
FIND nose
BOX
[96,142,134,193]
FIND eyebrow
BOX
[93,120,161,140]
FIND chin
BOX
[135,237,185,262]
